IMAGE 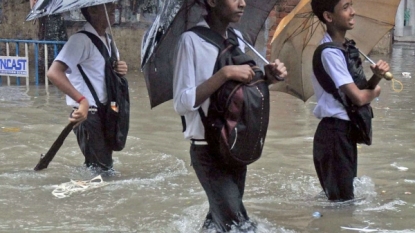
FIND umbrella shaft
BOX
[246,43,269,65]
[234,34,269,65]
[234,33,284,81]
[359,51,375,65]
[104,4,118,60]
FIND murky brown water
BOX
[0,43,415,233]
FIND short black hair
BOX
[311,0,341,23]
[81,7,91,22]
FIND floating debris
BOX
[312,211,322,218]
[1,127,21,133]
[402,72,411,78]
[51,175,108,198]
[391,162,408,171]
[340,226,379,232]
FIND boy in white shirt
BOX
[311,0,390,201]
[173,0,287,231]
[47,3,128,172]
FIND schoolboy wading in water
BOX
[311,0,390,201]
[47,3,128,172]
[173,0,287,231]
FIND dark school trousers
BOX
[190,144,255,232]
[72,109,113,170]
[313,117,357,201]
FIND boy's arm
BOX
[321,49,386,106]
[194,65,255,107]
[47,61,89,124]
[340,82,381,107]
[340,59,389,106]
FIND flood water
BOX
[0,42,415,233]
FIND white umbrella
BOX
[26,0,118,21]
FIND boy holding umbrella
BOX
[310,0,390,201]
[173,0,287,231]
[47,3,128,172]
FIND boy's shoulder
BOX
[180,29,208,44]
[68,31,92,43]
[319,46,348,66]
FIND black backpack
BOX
[190,26,270,166]
[312,40,373,145]
[77,31,130,151]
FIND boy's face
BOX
[328,0,355,30]
[90,3,117,26]
[213,0,246,23]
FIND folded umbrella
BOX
[34,122,76,171]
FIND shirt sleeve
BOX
[54,33,91,74]
[321,48,354,88]
[173,33,198,115]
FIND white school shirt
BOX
[55,23,118,107]
[311,33,354,120]
[173,20,246,140]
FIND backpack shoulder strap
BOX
[78,31,110,59]
[188,26,226,51]
[312,42,347,105]
[77,64,102,108]
[76,31,110,108]
[226,27,240,43]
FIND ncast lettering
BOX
[0,58,27,71]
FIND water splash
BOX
[363,200,407,212]
[353,175,377,200]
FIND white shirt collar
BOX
[82,22,112,53]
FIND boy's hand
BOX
[70,99,89,127]
[264,59,287,84]
[114,60,128,75]
[222,65,255,83]
[370,60,389,79]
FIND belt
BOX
[321,117,352,131]
[73,106,98,112]
[191,139,208,145]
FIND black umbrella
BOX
[141,0,282,108]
